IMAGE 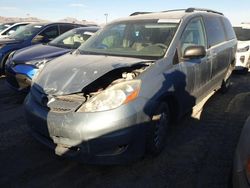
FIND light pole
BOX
[104,13,108,24]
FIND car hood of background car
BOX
[13,44,71,63]
[237,40,250,49]
[34,53,150,95]
[0,37,22,45]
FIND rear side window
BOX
[223,18,236,40]
[59,24,76,34]
[204,16,226,47]
[40,25,59,40]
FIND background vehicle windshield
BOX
[79,20,178,59]
[10,24,44,40]
[0,23,13,32]
[49,29,95,49]
[234,27,250,41]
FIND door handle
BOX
[211,52,217,57]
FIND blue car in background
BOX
[5,26,99,91]
[0,22,85,74]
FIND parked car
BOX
[5,26,99,91]
[0,22,16,32]
[25,8,237,164]
[233,117,250,188]
[0,22,32,38]
[234,24,250,72]
[0,22,85,74]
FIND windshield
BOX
[49,29,96,49]
[10,24,44,40]
[0,23,12,32]
[79,20,178,59]
[234,27,250,41]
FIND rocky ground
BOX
[0,72,250,188]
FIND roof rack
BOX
[161,9,186,13]
[185,8,223,15]
[130,8,223,17]
[130,12,152,16]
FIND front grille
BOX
[48,95,85,113]
[31,86,86,113]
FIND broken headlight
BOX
[26,59,49,69]
[77,80,141,112]
[237,46,250,53]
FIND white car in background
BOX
[234,24,250,72]
[0,22,16,32]
[0,22,32,38]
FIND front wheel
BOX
[219,64,233,94]
[146,102,170,155]
[0,53,10,75]
[219,77,231,94]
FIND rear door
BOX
[203,16,229,80]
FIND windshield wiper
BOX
[79,50,103,55]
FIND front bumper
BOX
[233,170,250,188]
[24,93,150,164]
[5,64,38,91]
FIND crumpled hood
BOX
[34,53,150,95]
[13,44,71,63]
[0,37,22,45]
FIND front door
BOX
[178,17,210,101]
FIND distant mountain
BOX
[0,16,47,23]
[58,17,98,26]
[0,16,98,26]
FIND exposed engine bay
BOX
[45,62,152,113]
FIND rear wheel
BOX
[146,102,170,155]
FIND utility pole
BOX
[104,13,108,24]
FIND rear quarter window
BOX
[222,18,236,40]
[59,24,76,34]
[204,16,226,47]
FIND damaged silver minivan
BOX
[25,8,237,164]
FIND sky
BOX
[0,0,249,25]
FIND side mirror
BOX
[32,35,49,44]
[183,46,206,59]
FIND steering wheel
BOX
[154,43,168,49]
[97,44,108,49]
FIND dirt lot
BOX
[0,73,250,188]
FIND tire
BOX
[0,53,11,75]
[146,102,170,155]
[220,64,233,94]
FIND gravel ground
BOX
[0,72,250,188]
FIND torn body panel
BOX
[34,53,152,95]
